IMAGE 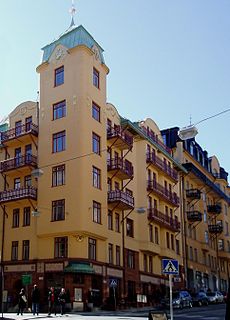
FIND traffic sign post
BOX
[162,259,179,320]
[109,279,117,310]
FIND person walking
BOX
[31,284,40,315]
[48,287,58,316]
[58,288,66,315]
[17,288,27,315]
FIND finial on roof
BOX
[69,0,76,28]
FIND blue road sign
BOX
[109,279,118,287]
[162,259,179,275]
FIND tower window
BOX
[93,68,99,88]
[55,66,64,86]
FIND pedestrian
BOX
[31,284,40,315]
[58,288,66,315]
[17,288,27,315]
[48,287,58,315]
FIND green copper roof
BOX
[42,25,105,64]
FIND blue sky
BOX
[0,0,230,176]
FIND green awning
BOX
[64,262,95,274]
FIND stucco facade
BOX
[0,23,229,312]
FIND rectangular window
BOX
[12,209,20,228]
[54,237,68,258]
[53,131,66,153]
[93,201,101,224]
[155,227,159,244]
[92,166,101,189]
[11,241,18,261]
[127,250,135,269]
[171,234,174,250]
[166,232,170,249]
[15,120,22,136]
[149,256,153,273]
[108,210,113,230]
[108,243,113,264]
[25,116,32,132]
[52,199,65,221]
[24,175,32,187]
[14,178,20,189]
[23,207,31,226]
[22,240,30,260]
[93,67,99,88]
[53,100,66,120]
[88,238,96,260]
[15,147,21,166]
[52,165,65,186]
[194,248,198,262]
[126,218,134,237]
[143,254,147,272]
[115,213,120,232]
[55,66,64,86]
[176,239,180,255]
[92,132,100,155]
[149,225,153,242]
[116,245,120,266]
[92,102,100,122]
[25,144,32,162]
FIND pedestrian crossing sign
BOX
[162,259,179,275]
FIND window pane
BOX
[55,66,64,86]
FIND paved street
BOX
[1,303,226,320]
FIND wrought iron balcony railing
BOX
[107,158,134,179]
[1,123,38,142]
[0,154,37,172]
[186,188,201,199]
[146,152,178,182]
[107,126,133,149]
[207,204,221,214]
[208,224,223,234]
[0,186,37,203]
[187,211,202,222]
[108,190,134,209]
[148,207,180,232]
[147,180,179,206]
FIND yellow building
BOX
[0,23,186,310]
[1,20,229,311]
[161,127,230,292]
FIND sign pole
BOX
[169,274,173,320]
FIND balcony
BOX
[107,127,133,150]
[107,158,133,180]
[187,210,202,222]
[147,180,179,207]
[1,123,38,144]
[0,186,37,203]
[146,152,178,182]
[0,155,37,173]
[186,189,201,200]
[148,207,180,232]
[108,190,134,210]
[207,204,221,214]
[208,224,223,234]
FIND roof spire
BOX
[69,0,76,28]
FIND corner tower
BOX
[36,15,110,303]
